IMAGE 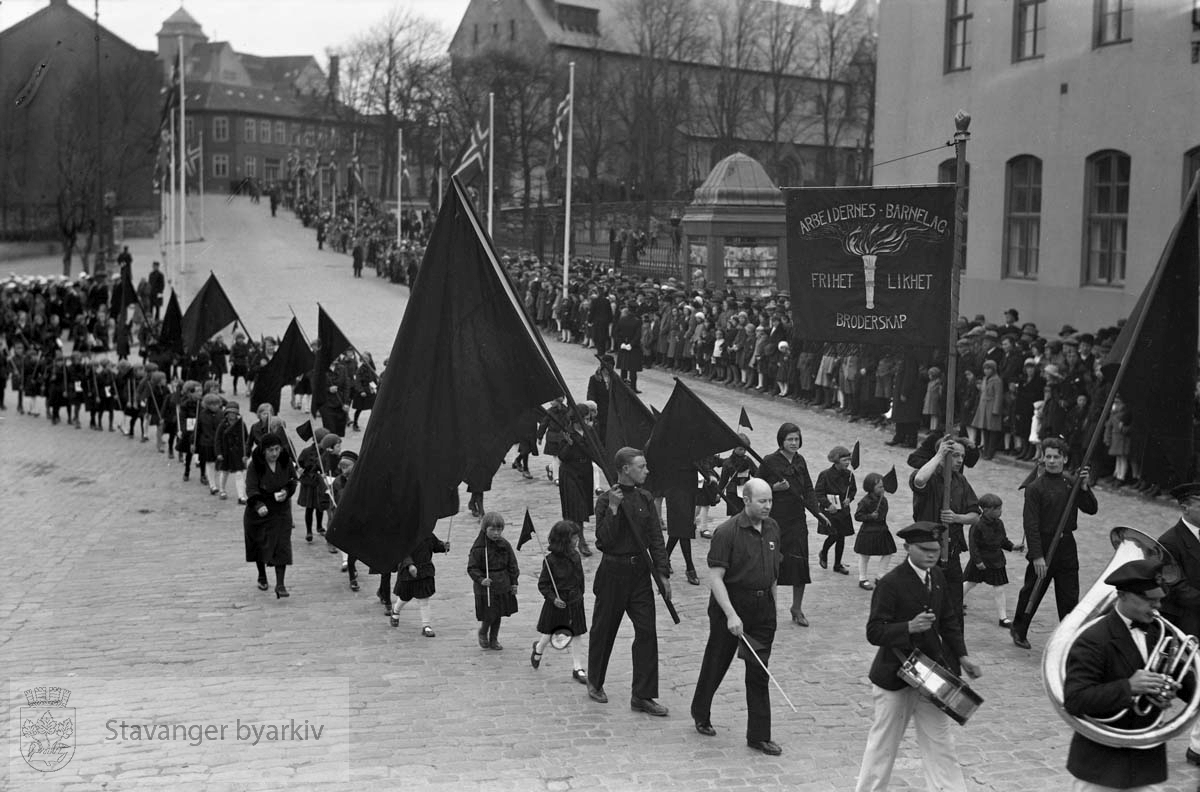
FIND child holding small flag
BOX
[530,521,588,684]
[853,472,895,590]
[468,512,519,650]
[391,531,450,636]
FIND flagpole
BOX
[437,123,444,209]
[199,128,205,239]
[178,35,186,275]
[940,112,969,517]
[487,91,494,237]
[168,108,176,287]
[561,62,574,300]
[397,126,403,246]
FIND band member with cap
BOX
[690,478,783,755]
[1011,437,1097,649]
[1158,483,1200,766]
[855,521,980,792]
[587,447,671,716]
[1063,558,1194,791]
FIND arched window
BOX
[1084,150,1130,286]
[1003,155,1042,279]
[938,158,970,252]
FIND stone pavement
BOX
[4,196,1199,791]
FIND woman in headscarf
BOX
[244,434,298,597]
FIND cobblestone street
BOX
[5,197,1199,791]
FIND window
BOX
[212,154,229,178]
[510,20,516,40]
[264,158,280,183]
[938,158,970,253]
[1014,0,1046,61]
[244,156,257,178]
[945,0,972,72]
[1085,150,1130,286]
[492,22,499,38]
[473,24,479,47]
[213,116,228,142]
[1096,0,1132,46]
[243,118,256,143]
[184,118,195,141]
[1184,146,1200,203]
[1003,156,1042,279]
[274,121,286,144]
[260,120,271,142]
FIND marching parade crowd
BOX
[3,196,1199,791]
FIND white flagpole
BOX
[487,91,494,237]
[177,35,186,274]
[397,126,403,246]
[168,111,176,285]
[562,63,574,299]
[199,128,205,238]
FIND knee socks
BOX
[418,598,432,627]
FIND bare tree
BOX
[760,2,811,181]
[806,5,873,185]
[696,0,763,166]
[571,47,619,240]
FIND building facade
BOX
[0,0,159,241]
[448,0,875,200]
[874,0,1200,330]
[157,8,383,198]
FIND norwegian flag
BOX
[452,119,489,184]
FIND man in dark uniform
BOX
[588,447,671,716]
[588,289,614,356]
[690,478,783,755]
[1158,483,1200,765]
[1063,558,1193,790]
[910,435,980,630]
[613,304,643,392]
[148,262,165,320]
[855,522,980,792]
[1011,437,1097,649]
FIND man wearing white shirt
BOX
[1158,483,1200,767]
[1062,559,1191,791]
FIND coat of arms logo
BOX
[20,687,75,772]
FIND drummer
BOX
[854,521,983,792]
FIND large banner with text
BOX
[784,185,955,346]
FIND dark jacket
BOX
[866,561,967,690]
[398,535,449,582]
[1157,519,1200,639]
[593,485,669,575]
[967,515,1014,570]
[467,532,519,594]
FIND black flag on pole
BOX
[1101,182,1200,489]
[159,290,184,355]
[310,305,354,416]
[605,370,656,458]
[517,509,536,551]
[646,379,745,492]
[738,406,753,431]
[180,273,240,355]
[326,177,562,571]
[250,317,315,414]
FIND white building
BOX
[874,0,1200,330]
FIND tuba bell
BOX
[1042,526,1200,749]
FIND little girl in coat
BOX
[391,532,450,636]
[468,512,520,650]
[529,521,588,684]
[853,472,895,590]
[963,493,1022,628]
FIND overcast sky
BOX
[2,0,470,59]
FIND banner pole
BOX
[941,111,970,515]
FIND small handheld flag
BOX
[850,440,861,470]
[296,420,314,443]
[738,406,753,431]
[882,466,898,494]
[517,509,536,551]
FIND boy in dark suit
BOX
[855,522,981,792]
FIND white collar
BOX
[907,558,929,580]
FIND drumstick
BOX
[740,634,798,713]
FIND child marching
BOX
[468,512,519,650]
[529,520,588,685]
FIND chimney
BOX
[328,55,340,105]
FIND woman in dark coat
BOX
[664,479,699,585]
[244,433,298,597]
[814,445,857,575]
[1014,361,1045,461]
[758,422,822,626]
[556,405,596,556]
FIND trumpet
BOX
[1042,526,1200,749]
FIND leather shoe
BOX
[631,697,669,716]
[694,720,716,737]
[747,739,782,756]
[587,684,608,704]
[1011,630,1032,650]
[1186,748,1200,766]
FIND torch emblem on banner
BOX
[804,220,945,310]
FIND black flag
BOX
[882,466,898,494]
[646,379,744,492]
[180,273,240,355]
[325,177,561,571]
[295,420,314,443]
[311,305,354,416]
[250,318,315,415]
[517,509,536,551]
[1101,181,1200,489]
[738,406,753,431]
[605,370,656,457]
[159,290,184,354]
[850,440,861,470]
